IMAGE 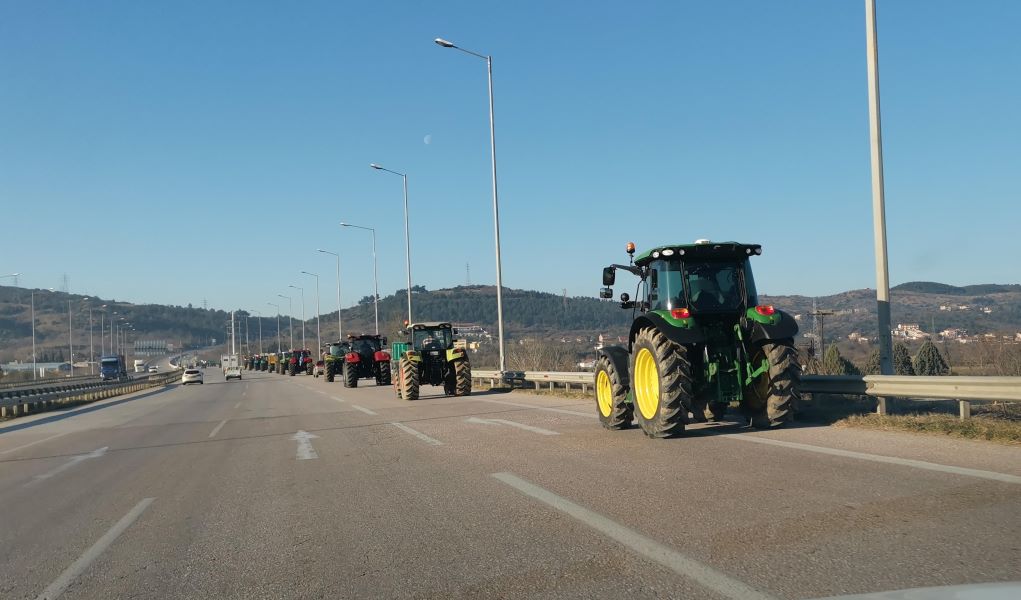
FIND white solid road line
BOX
[0,432,71,456]
[333,396,346,403]
[27,447,108,486]
[492,472,773,600]
[465,416,559,436]
[35,497,155,600]
[727,435,1021,485]
[390,422,443,446]
[208,419,228,438]
[351,405,377,415]
[474,397,595,419]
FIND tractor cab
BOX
[410,323,453,352]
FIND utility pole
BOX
[809,298,835,363]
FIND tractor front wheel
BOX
[743,339,800,428]
[343,363,358,388]
[453,359,471,396]
[631,327,691,438]
[289,363,296,376]
[594,346,632,430]
[399,357,419,400]
[377,362,391,386]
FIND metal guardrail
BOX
[0,372,102,391]
[472,370,1021,418]
[0,371,181,418]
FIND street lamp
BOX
[267,302,282,353]
[31,287,55,380]
[370,162,413,324]
[340,223,379,334]
[300,271,322,353]
[434,36,508,372]
[317,249,344,340]
[288,285,306,350]
[864,0,893,379]
[253,309,264,354]
[0,273,18,284]
[277,294,294,349]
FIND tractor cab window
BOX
[350,339,379,354]
[648,260,685,311]
[684,261,744,311]
[413,328,451,351]
[328,344,346,356]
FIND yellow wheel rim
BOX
[634,348,659,420]
[596,370,612,417]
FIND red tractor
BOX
[288,349,314,376]
[342,334,392,387]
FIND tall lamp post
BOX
[370,163,413,325]
[864,0,893,380]
[31,287,55,380]
[288,285,306,350]
[277,294,294,349]
[253,309,264,354]
[434,37,507,372]
[301,272,322,353]
[340,222,380,334]
[317,249,344,341]
[267,302,282,353]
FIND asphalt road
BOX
[0,368,1018,599]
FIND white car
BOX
[181,368,204,385]
[148,365,158,373]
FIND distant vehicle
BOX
[148,365,158,373]
[312,360,325,378]
[99,355,128,381]
[224,354,242,381]
[181,368,203,385]
[133,359,146,373]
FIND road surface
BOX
[1,368,1018,599]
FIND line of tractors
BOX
[237,238,803,439]
[240,321,473,401]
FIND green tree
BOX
[823,345,861,376]
[893,343,915,375]
[862,348,882,375]
[913,340,949,376]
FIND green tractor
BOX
[323,341,349,382]
[596,240,801,438]
[391,322,472,401]
[341,334,392,388]
[277,351,292,374]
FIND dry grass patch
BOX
[835,413,1021,445]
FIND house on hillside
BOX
[893,324,929,340]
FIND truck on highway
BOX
[133,359,146,373]
[224,354,242,381]
[100,355,128,381]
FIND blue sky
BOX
[1,1,1018,317]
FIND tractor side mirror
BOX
[599,287,613,299]
[452,328,459,335]
[602,267,616,286]
[620,292,630,303]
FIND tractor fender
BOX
[628,313,704,350]
[747,309,799,344]
[596,345,631,390]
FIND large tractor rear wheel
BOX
[594,346,632,430]
[453,359,471,396]
[343,363,358,388]
[631,327,691,438]
[377,362,391,386]
[398,356,419,400]
[743,339,800,428]
[325,361,336,382]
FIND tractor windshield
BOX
[683,261,746,311]
[328,344,346,357]
[413,328,451,351]
[350,339,380,354]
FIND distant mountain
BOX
[1,281,1018,364]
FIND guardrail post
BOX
[876,396,888,416]
[959,400,971,420]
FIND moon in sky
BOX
[423,134,432,145]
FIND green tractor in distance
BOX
[323,341,349,383]
[341,334,392,388]
[391,322,471,401]
[277,351,292,374]
[596,240,801,438]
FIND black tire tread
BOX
[632,327,691,438]
[594,348,632,430]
